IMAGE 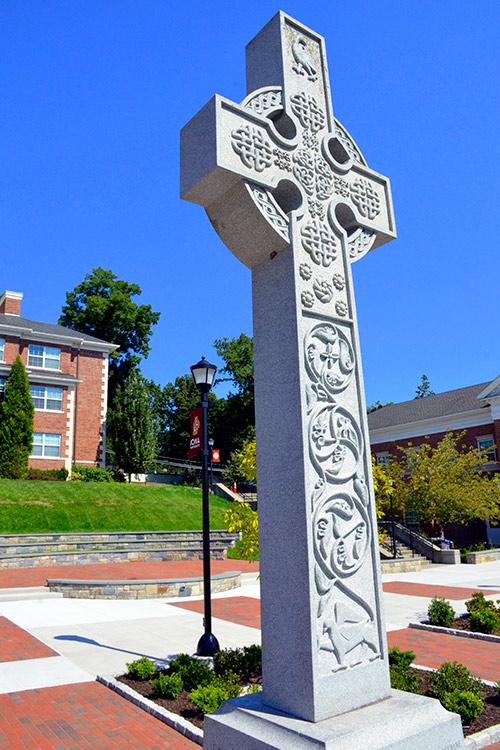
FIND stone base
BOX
[204,690,464,750]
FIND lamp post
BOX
[190,356,220,657]
[208,437,214,493]
[389,478,397,559]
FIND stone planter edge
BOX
[409,621,500,645]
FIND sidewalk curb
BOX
[410,621,500,644]
[97,674,203,746]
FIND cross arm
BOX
[180,94,296,208]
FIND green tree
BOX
[367,400,394,413]
[0,356,34,478]
[415,374,434,399]
[108,370,157,480]
[59,268,160,393]
[223,431,256,485]
[391,432,500,534]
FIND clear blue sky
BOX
[2,1,499,404]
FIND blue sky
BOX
[2,0,499,404]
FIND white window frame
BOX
[0,338,4,362]
[27,344,61,370]
[31,433,61,458]
[477,435,497,462]
[30,385,63,412]
[375,451,390,467]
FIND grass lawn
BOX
[0,479,232,534]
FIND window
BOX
[477,436,497,462]
[376,452,390,467]
[0,379,5,401]
[32,433,61,458]
[30,385,63,411]
[0,338,4,361]
[28,344,60,370]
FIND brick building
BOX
[0,290,117,472]
[368,376,500,544]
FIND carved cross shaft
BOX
[181,12,396,725]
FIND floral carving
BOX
[299,263,312,280]
[301,220,337,267]
[335,300,348,317]
[350,178,381,219]
[313,277,333,304]
[309,405,363,483]
[301,290,314,308]
[332,273,345,291]
[231,126,273,172]
[290,92,325,134]
[305,323,355,397]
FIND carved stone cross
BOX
[181,12,463,750]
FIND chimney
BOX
[0,291,23,316]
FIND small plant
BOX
[465,592,500,634]
[428,598,455,628]
[189,675,241,715]
[429,662,482,701]
[441,690,484,725]
[168,654,213,692]
[388,648,416,669]
[150,672,183,699]
[126,657,156,680]
[71,465,114,482]
[214,644,262,681]
[243,644,262,678]
[28,467,69,481]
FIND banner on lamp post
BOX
[211,448,221,463]
[187,407,203,459]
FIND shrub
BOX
[390,664,421,694]
[388,648,416,669]
[168,654,213,692]
[28,467,68,481]
[214,645,262,681]
[442,691,484,725]
[126,657,156,680]
[428,598,455,628]
[189,675,241,714]
[150,672,183,699]
[465,592,500,634]
[71,465,114,482]
[429,662,482,701]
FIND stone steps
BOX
[0,530,239,569]
[0,586,63,602]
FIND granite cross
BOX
[181,12,463,750]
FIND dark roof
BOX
[0,314,115,348]
[368,381,492,431]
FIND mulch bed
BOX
[118,675,205,728]
[416,670,500,737]
[451,615,500,637]
[119,670,500,737]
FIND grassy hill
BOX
[0,479,231,534]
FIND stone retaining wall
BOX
[380,557,430,573]
[466,548,500,564]
[48,571,241,599]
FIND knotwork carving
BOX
[350,178,381,219]
[246,89,283,115]
[309,405,362,483]
[334,176,350,198]
[231,126,273,172]
[292,36,318,82]
[348,228,376,260]
[305,323,354,397]
[274,149,292,171]
[290,92,325,134]
[301,220,337,267]
[334,121,364,164]
[248,185,289,242]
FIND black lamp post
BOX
[208,437,214,492]
[190,356,220,657]
[389,479,397,559]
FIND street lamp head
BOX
[190,356,217,393]
[208,437,214,448]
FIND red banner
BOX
[212,448,221,463]
[187,407,203,459]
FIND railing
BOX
[379,520,416,559]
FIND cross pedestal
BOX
[181,12,464,750]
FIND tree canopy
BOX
[414,374,435,399]
[59,268,160,391]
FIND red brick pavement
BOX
[0,558,259,589]
[173,595,261,629]
[0,617,57,663]
[387,628,500,682]
[0,682,198,749]
[383,582,500,600]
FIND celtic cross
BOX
[181,11,396,728]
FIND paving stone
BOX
[383,582,500,600]
[0,617,57,663]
